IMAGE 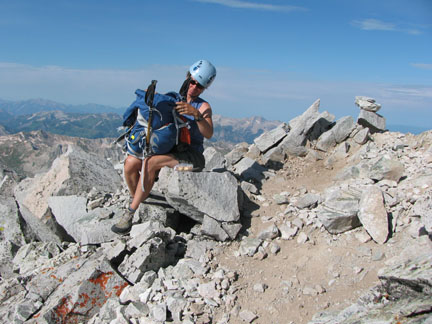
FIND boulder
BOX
[368,157,405,183]
[355,96,381,112]
[0,196,26,247]
[316,185,362,234]
[253,123,290,153]
[203,147,226,171]
[232,157,267,182]
[316,116,355,152]
[225,142,249,167]
[48,195,121,244]
[358,186,389,244]
[28,251,127,323]
[14,144,122,219]
[280,99,321,148]
[358,110,386,133]
[155,168,242,240]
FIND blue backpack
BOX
[118,80,191,158]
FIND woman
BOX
[111,59,216,234]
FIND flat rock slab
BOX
[358,186,389,244]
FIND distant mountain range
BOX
[1,98,427,145]
[0,98,281,146]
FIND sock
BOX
[128,207,136,214]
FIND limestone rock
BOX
[368,157,405,183]
[157,168,241,224]
[358,110,386,133]
[316,186,362,234]
[14,144,122,219]
[203,147,226,171]
[232,157,267,182]
[254,123,290,153]
[358,186,389,244]
[355,96,382,112]
[48,195,120,244]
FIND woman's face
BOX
[188,77,205,97]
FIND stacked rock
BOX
[355,96,386,133]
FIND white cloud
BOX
[0,62,189,107]
[192,0,306,12]
[352,18,422,35]
[0,62,430,127]
[411,63,432,70]
[352,18,396,31]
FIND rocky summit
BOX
[0,96,431,324]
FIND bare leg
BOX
[112,153,180,234]
[124,155,142,197]
[129,154,179,210]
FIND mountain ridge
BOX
[0,97,282,145]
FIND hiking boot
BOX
[111,208,135,234]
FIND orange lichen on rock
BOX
[114,282,129,297]
[54,296,72,322]
[88,271,114,292]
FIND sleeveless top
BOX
[188,97,207,153]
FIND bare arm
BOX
[175,101,214,139]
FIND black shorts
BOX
[170,143,205,171]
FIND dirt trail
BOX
[212,153,407,324]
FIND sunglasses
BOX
[190,79,204,89]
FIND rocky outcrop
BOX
[1,96,431,323]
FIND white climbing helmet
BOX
[189,60,217,88]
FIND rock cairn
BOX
[0,96,431,323]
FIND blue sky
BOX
[0,0,431,129]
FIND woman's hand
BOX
[175,102,200,120]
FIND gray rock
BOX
[358,186,389,244]
[412,195,432,232]
[185,239,217,262]
[316,186,362,234]
[282,143,309,157]
[368,157,405,183]
[128,220,176,249]
[222,222,243,240]
[316,116,355,152]
[157,168,241,224]
[239,309,258,323]
[279,223,299,240]
[203,147,226,171]
[257,224,280,240]
[201,215,230,241]
[333,116,355,144]
[48,195,121,244]
[27,251,127,323]
[262,146,285,166]
[241,181,259,195]
[310,246,432,323]
[14,144,122,220]
[238,237,263,256]
[358,109,386,133]
[12,242,61,275]
[355,96,382,112]
[0,241,16,279]
[166,295,187,322]
[119,237,173,284]
[225,142,249,167]
[16,204,62,245]
[316,130,336,152]
[285,99,321,147]
[0,196,26,246]
[353,127,370,145]
[232,157,267,182]
[254,123,290,153]
[294,193,320,209]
